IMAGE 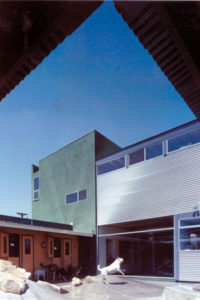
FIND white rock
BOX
[71,277,82,287]
[38,280,69,294]
[0,259,31,294]
[0,279,25,294]
[83,275,97,283]
[0,260,12,272]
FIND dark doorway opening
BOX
[117,230,174,277]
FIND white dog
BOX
[34,269,46,281]
[97,257,125,284]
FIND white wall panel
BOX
[179,251,200,282]
[97,145,200,225]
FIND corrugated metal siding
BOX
[97,144,200,225]
[179,251,200,282]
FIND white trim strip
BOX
[180,224,200,229]
[98,227,174,237]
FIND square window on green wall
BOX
[79,189,87,200]
[66,192,77,204]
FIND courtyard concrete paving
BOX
[0,276,199,299]
[55,276,176,299]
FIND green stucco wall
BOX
[32,132,96,234]
[32,131,120,235]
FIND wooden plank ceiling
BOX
[114,1,200,118]
[0,1,102,101]
[0,1,200,119]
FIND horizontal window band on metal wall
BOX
[97,126,200,176]
[168,128,200,153]
[97,156,125,175]
[97,142,164,176]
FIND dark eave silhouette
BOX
[0,1,102,101]
[0,1,200,119]
[115,1,200,118]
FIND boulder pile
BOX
[0,260,31,294]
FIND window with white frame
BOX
[168,128,200,153]
[66,189,87,204]
[129,149,144,165]
[33,177,39,201]
[180,218,200,250]
[97,156,125,175]
[146,142,163,160]
[180,227,200,250]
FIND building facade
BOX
[0,215,85,275]
[32,130,120,235]
[96,120,200,282]
[29,121,200,281]
[31,130,120,275]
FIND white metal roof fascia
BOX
[0,221,93,237]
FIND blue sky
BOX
[0,2,195,217]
